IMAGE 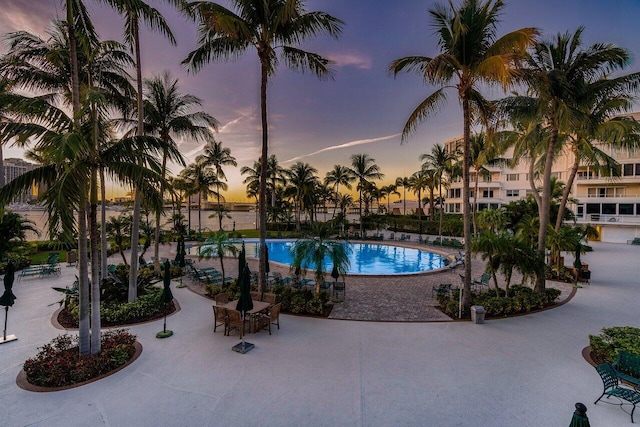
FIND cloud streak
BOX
[326,53,373,70]
[282,133,401,164]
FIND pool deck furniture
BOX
[221,300,271,334]
[18,265,46,280]
[212,305,226,333]
[256,303,281,335]
[472,273,491,292]
[333,281,346,298]
[432,283,453,298]
[627,238,640,245]
[613,351,640,389]
[594,362,640,423]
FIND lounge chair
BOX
[473,273,491,291]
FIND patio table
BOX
[221,300,271,333]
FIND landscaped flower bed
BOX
[437,285,562,318]
[22,330,137,388]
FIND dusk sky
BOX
[2,0,640,201]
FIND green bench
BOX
[628,238,640,245]
[613,351,640,389]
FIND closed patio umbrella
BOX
[0,262,17,344]
[569,403,590,427]
[233,266,254,353]
[156,260,174,338]
[331,264,340,282]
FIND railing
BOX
[575,214,640,224]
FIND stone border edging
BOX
[51,299,181,331]
[16,341,143,392]
[582,346,596,367]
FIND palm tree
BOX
[285,162,318,231]
[421,143,456,240]
[290,224,351,295]
[408,169,431,222]
[395,176,410,215]
[183,0,343,293]
[505,27,638,292]
[349,154,384,235]
[0,211,39,258]
[379,184,400,215]
[324,165,354,217]
[197,140,236,231]
[142,71,213,272]
[182,159,218,235]
[389,0,536,310]
[106,214,131,265]
[199,231,238,286]
[98,0,179,301]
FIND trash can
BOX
[471,305,485,324]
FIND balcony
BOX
[575,214,640,225]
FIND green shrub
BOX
[589,326,640,364]
[205,284,223,297]
[23,329,136,387]
[437,285,562,318]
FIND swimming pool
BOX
[193,239,447,275]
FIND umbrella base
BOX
[232,341,254,354]
[156,330,173,339]
[0,334,17,344]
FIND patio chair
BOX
[594,363,640,423]
[212,306,226,333]
[257,303,281,335]
[214,293,228,305]
[472,273,491,292]
[388,232,395,240]
[225,309,247,338]
[432,283,452,298]
[262,293,277,304]
[250,291,261,301]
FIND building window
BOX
[636,164,640,176]
[602,203,616,215]
[506,173,519,181]
[506,189,519,197]
[619,204,634,215]
[586,203,600,214]
[482,190,494,198]
[623,164,634,176]
[578,170,593,179]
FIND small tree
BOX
[290,224,351,295]
[198,231,238,286]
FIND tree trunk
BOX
[100,167,107,280]
[258,56,268,294]
[0,144,4,188]
[128,20,143,303]
[438,179,444,242]
[67,11,90,356]
[473,167,480,236]
[536,116,559,293]
[555,143,580,231]
[154,151,168,275]
[461,92,472,313]
[89,168,101,354]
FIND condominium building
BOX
[2,157,36,202]
[442,123,640,243]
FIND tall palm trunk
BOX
[0,144,4,188]
[473,167,480,236]
[89,168,101,354]
[154,151,168,274]
[198,192,202,234]
[403,187,406,215]
[438,178,444,242]
[89,103,101,354]
[67,14,90,356]
[217,191,223,230]
[129,20,143,303]
[536,118,559,293]
[555,144,580,231]
[358,187,363,235]
[461,93,472,312]
[258,58,268,293]
[100,167,107,280]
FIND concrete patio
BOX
[1,241,638,426]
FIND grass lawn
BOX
[30,250,67,264]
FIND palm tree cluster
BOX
[390,0,640,310]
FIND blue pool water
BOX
[195,239,447,275]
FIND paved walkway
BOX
[1,241,638,426]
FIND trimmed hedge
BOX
[590,326,640,365]
[437,285,562,318]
